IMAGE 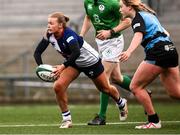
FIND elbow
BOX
[33,51,38,59]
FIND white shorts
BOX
[95,35,124,62]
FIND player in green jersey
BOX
[80,0,131,125]
[80,0,152,125]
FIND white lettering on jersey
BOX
[133,23,140,29]
[66,36,74,43]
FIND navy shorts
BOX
[70,59,104,79]
[145,42,179,68]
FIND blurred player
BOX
[120,0,180,129]
[80,0,131,125]
[81,0,152,125]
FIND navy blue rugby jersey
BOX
[47,27,83,58]
[132,11,173,52]
[34,27,99,67]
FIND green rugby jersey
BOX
[84,0,122,38]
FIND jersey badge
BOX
[66,36,74,43]
[133,23,140,29]
[99,4,105,12]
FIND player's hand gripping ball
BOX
[36,64,57,82]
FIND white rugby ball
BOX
[36,64,56,82]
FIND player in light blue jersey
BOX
[120,0,180,129]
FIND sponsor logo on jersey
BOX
[133,23,140,29]
[164,44,175,51]
[66,36,74,43]
[99,4,105,12]
[87,4,93,10]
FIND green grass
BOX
[0,101,180,134]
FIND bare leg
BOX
[92,71,120,102]
[130,61,163,115]
[53,67,79,112]
[160,66,180,99]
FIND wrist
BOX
[110,29,116,36]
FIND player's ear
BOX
[58,23,63,28]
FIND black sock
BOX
[148,113,159,123]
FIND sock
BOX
[116,97,126,109]
[148,113,159,123]
[98,92,109,119]
[62,110,71,121]
[119,75,131,92]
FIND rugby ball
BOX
[36,64,57,82]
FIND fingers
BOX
[52,65,65,78]
[119,52,128,62]
[96,30,111,40]
[96,32,105,40]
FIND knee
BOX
[100,85,114,94]
[53,81,64,94]
[111,75,123,84]
[169,92,180,100]
[129,83,139,95]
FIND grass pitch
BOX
[0,101,179,134]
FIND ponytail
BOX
[122,0,156,15]
[139,3,156,15]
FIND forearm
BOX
[127,32,143,54]
[113,18,131,33]
[33,38,49,65]
[80,15,92,37]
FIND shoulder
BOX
[108,0,120,11]
[64,27,76,36]
[138,11,154,20]
[132,12,146,34]
[63,27,78,43]
[132,12,144,24]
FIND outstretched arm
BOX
[119,32,143,62]
[96,18,131,40]
[33,38,49,65]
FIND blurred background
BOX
[0,0,179,104]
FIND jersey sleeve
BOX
[63,32,81,67]
[33,37,49,65]
[132,13,146,35]
[64,31,79,47]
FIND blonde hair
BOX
[122,0,156,15]
[48,12,70,28]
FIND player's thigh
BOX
[131,61,163,89]
[102,60,115,78]
[92,71,110,92]
[111,62,123,82]
[56,66,80,88]
[160,66,180,95]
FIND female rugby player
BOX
[34,12,127,128]
[120,0,180,129]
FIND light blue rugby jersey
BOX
[132,11,172,52]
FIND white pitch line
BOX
[0,121,179,128]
